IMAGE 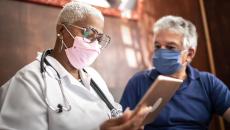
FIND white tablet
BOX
[132,75,183,125]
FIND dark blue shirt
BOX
[120,65,230,130]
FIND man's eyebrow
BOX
[154,40,160,44]
[166,41,180,46]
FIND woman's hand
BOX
[100,106,152,130]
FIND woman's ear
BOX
[56,24,64,35]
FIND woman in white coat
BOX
[0,1,150,130]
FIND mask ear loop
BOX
[60,24,77,51]
[62,24,75,39]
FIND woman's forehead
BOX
[72,15,104,33]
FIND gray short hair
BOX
[153,15,198,49]
[57,1,104,25]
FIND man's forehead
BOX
[154,30,183,46]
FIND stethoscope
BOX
[40,49,122,117]
[40,49,71,113]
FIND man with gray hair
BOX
[0,1,151,130]
[120,15,230,129]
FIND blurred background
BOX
[0,0,229,129]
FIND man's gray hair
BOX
[57,1,104,25]
[153,15,198,49]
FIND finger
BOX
[101,107,131,128]
[137,126,144,130]
[132,106,153,125]
[126,106,153,128]
[122,107,132,121]
[109,119,137,130]
[111,106,152,130]
[100,117,125,130]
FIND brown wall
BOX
[204,0,230,129]
[204,0,230,91]
[139,1,220,129]
[0,0,211,101]
[0,0,58,84]
[0,0,228,129]
[0,0,144,102]
[139,0,210,72]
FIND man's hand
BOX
[100,106,152,130]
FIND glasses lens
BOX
[97,34,111,49]
[81,26,111,48]
[83,28,97,43]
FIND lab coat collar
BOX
[36,52,91,89]
[36,52,69,79]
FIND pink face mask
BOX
[64,36,101,69]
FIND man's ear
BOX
[186,48,196,63]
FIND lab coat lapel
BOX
[79,69,91,90]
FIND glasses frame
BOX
[62,24,111,49]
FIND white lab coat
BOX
[0,52,121,130]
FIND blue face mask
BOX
[153,49,183,75]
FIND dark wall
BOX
[204,0,230,129]
[0,0,228,129]
[204,0,230,88]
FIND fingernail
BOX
[143,106,153,115]
[146,106,153,112]
[124,107,130,113]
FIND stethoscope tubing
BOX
[40,50,71,113]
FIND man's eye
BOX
[154,45,161,49]
[166,46,177,50]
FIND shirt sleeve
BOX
[120,77,140,111]
[206,73,230,115]
[0,69,48,130]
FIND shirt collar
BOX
[148,67,160,80]
[186,64,200,80]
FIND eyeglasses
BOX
[63,24,111,49]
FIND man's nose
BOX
[159,46,167,49]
